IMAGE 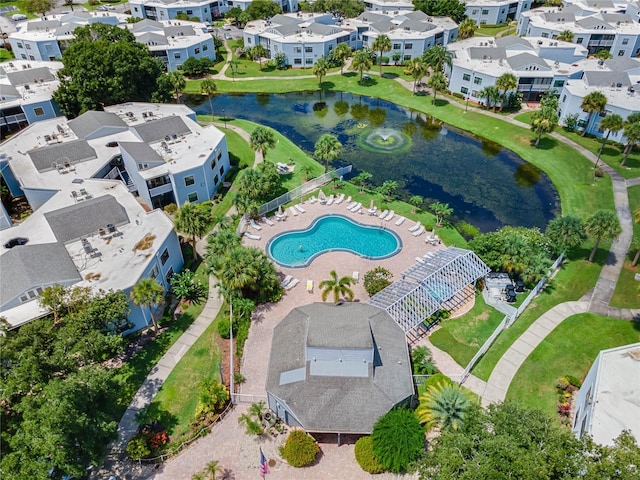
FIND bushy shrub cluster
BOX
[354,436,385,474]
[280,430,320,467]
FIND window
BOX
[25,44,31,50]
[219,165,224,176]
[160,248,169,265]
[214,174,219,184]
[165,267,174,285]
[184,175,195,186]
[246,38,251,44]
[393,43,401,49]
[305,58,313,65]
[305,46,313,53]
[134,7,139,11]
[403,54,411,61]
[474,76,483,85]
[174,53,181,59]
[16,42,22,48]
[463,73,471,81]
[33,107,45,116]
[203,44,208,51]
[405,43,413,49]
[553,80,564,88]
[218,151,222,160]
[186,9,193,14]
[618,50,625,56]
[472,9,478,14]
[541,32,549,38]
[150,264,159,279]
[188,192,198,202]
[210,157,217,170]
[294,47,301,53]
[29,55,35,61]
[195,47,200,54]
[460,86,469,94]
[294,58,302,64]
[21,54,26,59]
[482,9,489,15]
[480,20,487,25]
[562,94,566,102]
[622,38,629,45]
[576,37,583,44]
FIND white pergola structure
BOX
[368,247,490,338]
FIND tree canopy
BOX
[245,0,282,20]
[53,23,164,117]
[414,0,466,23]
[372,408,425,473]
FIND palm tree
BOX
[204,460,221,480]
[312,56,330,88]
[319,270,355,303]
[406,58,428,93]
[495,73,517,111]
[416,382,472,431]
[409,195,424,213]
[621,113,640,166]
[595,49,612,60]
[557,30,574,42]
[546,215,587,254]
[580,90,607,136]
[216,246,259,295]
[200,78,217,121]
[314,134,343,172]
[130,278,164,333]
[428,71,447,105]
[585,210,621,262]
[351,49,373,84]
[168,70,186,104]
[191,473,205,480]
[229,59,240,81]
[249,126,276,160]
[422,45,453,73]
[531,107,559,147]
[174,202,211,260]
[251,44,267,70]
[458,18,478,40]
[352,171,372,193]
[377,179,398,201]
[219,468,235,480]
[332,42,352,75]
[596,113,624,163]
[372,34,391,74]
[430,201,453,226]
[478,86,501,111]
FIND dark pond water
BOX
[185,91,559,232]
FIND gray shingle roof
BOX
[67,111,128,139]
[541,12,575,23]
[132,19,164,32]
[164,25,195,37]
[0,243,81,307]
[132,116,190,144]
[605,57,640,73]
[267,303,414,434]
[584,70,630,87]
[270,14,301,25]
[28,139,97,173]
[496,36,532,49]
[404,11,429,22]
[7,67,56,86]
[468,46,506,60]
[507,52,550,70]
[0,84,19,97]
[272,23,301,36]
[357,12,388,23]
[26,19,61,31]
[137,32,168,46]
[44,194,129,244]
[577,16,614,29]
[118,142,165,165]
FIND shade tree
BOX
[314,133,343,171]
[130,278,165,333]
[414,0,466,22]
[545,215,587,254]
[371,408,425,473]
[427,71,447,105]
[372,34,392,74]
[585,210,621,262]
[319,270,355,303]
[249,126,277,160]
[580,90,607,136]
[312,56,330,87]
[621,112,640,166]
[351,49,373,84]
[331,42,352,74]
[174,202,211,260]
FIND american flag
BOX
[259,448,269,478]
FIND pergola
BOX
[368,247,490,336]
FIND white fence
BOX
[232,392,268,404]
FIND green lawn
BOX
[472,251,606,381]
[506,313,640,416]
[429,294,506,367]
[0,49,14,62]
[186,74,614,221]
[611,184,640,308]
[476,24,516,37]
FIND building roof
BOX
[118,141,165,165]
[0,242,81,307]
[6,66,56,86]
[132,115,190,143]
[267,303,414,434]
[507,52,550,70]
[68,111,128,139]
[44,194,130,244]
[28,139,97,173]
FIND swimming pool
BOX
[266,214,402,268]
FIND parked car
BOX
[96,4,115,10]
[11,14,28,22]
[222,25,232,31]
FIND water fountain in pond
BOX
[357,127,412,154]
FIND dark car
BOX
[4,237,29,249]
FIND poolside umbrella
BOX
[319,190,326,202]
[370,199,374,209]
[277,205,283,215]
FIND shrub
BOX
[126,434,151,460]
[456,221,480,240]
[379,56,390,65]
[363,266,393,297]
[556,376,569,391]
[424,373,453,392]
[164,203,178,215]
[354,436,385,474]
[452,92,465,99]
[371,408,425,473]
[280,430,320,467]
[566,375,583,388]
[194,380,229,420]
[411,346,438,375]
[563,113,579,132]
[88,0,100,5]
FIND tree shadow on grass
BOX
[432,98,450,107]
[136,400,180,435]
[530,136,559,150]
[321,81,336,91]
[382,72,398,79]
[342,72,358,78]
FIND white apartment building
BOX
[465,0,532,26]
[517,6,640,57]
[558,56,640,139]
[128,0,298,22]
[446,35,587,103]
[363,0,414,13]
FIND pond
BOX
[186,91,559,232]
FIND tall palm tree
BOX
[478,86,501,111]
[531,107,558,147]
[580,90,607,136]
[428,71,447,105]
[430,201,453,226]
[422,45,453,73]
[251,44,267,70]
[495,73,517,111]
[200,78,217,121]
[249,126,276,160]
[168,70,186,104]
[351,49,373,84]
[204,460,221,480]
[332,42,352,75]
[130,278,164,333]
[621,113,640,166]
[319,270,355,303]
[458,18,477,40]
[174,202,211,260]
[312,56,330,88]
[406,58,428,93]
[557,30,574,42]
[596,113,624,163]
[314,134,343,172]
[372,34,391,74]
[585,210,621,262]
[352,171,372,193]
[416,382,472,431]
[216,246,260,295]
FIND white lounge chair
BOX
[346,201,357,210]
[326,194,335,206]
[412,225,425,237]
[285,278,300,290]
[408,221,422,232]
[280,275,293,288]
[295,204,306,213]
[261,216,275,226]
[334,193,345,205]
[349,202,361,212]
[245,232,261,240]
[395,216,406,226]
[309,196,317,203]
[275,211,286,221]
[352,271,359,283]
[289,206,298,216]
[306,280,313,292]
[424,252,435,258]
[378,209,389,219]
[250,219,262,231]
[385,210,395,221]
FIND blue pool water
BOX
[267,215,401,268]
